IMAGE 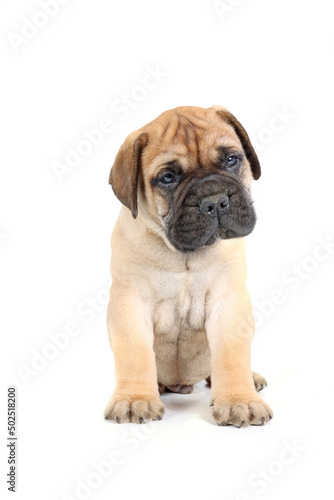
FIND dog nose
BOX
[199,194,229,217]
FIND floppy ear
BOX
[109,131,148,218]
[213,107,261,180]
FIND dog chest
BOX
[152,270,207,334]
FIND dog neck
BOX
[114,206,243,270]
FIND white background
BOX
[1,1,334,499]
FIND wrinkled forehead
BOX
[141,109,243,173]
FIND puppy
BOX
[104,105,273,427]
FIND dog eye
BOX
[160,173,176,184]
[226,155,239,168]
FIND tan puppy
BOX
[104,105,273,427]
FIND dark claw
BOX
[240,421,245,427]
[139,417,143,424]
[158,415,162,420]
[260,384,264,390]
[210,403,214,407]
[268,414,273,420]
[261,417,265,425]
[116,417,120,424]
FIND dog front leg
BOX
[206,290,273,427]
[104,289,164,424]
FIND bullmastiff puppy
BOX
[104,105,273,427]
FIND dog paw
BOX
[211,395,273,428]
[104,395,164,424]
[165,384,194,394]
[252,372,267,392]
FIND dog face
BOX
[109,106,261,252]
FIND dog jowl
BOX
[153,163,257,252]
[104,106,273,427]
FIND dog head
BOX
[109,105,260,252]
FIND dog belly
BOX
[154,328,211,386]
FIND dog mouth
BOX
[165,177,256,252]
[168,221,252,253]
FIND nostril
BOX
[200,201,217,216]
[218,195,229,211]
